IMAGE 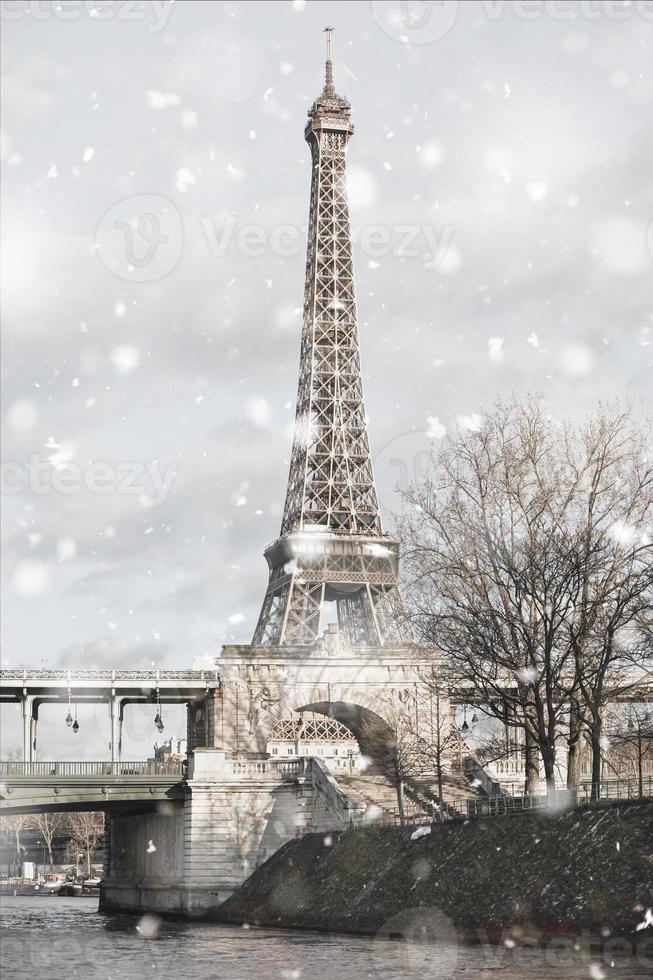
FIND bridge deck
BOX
[0,760,185,814]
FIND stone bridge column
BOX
[22,695,36,763]
[110,696,123,764]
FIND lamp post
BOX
[627,709,651,799]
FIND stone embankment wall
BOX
[218,800,653,942]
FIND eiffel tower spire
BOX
[323,25,335,96]
[252,36,403,647]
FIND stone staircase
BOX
[411,770,483,808]
[334,768,482,825]
[335,772,415,824]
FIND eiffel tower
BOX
[253,30,403,647]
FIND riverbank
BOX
[217,800,653,945]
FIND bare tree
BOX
[604,703,653,797]
[559,409,653,798]
[65,812,104,877]
[400,399,652,795]
[34,812,65,870]
[0,743,23,762]
[414,679,462,803]
[1,815,33,871]
[400,398,580,791]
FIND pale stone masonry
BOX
[101,750,365,916]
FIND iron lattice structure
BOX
[253,35,404,647]
[269,714,357,745]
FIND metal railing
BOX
[378,791,553,826]
[0,669,219,682]
[384,779,653,827]
[577,775,653,802]
[0,760,184,777]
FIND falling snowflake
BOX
[458,412,483,432]
[12,561,51,597]
[411,826,432,841]
[558,343,594,378]
[175,168,196,193]
[136,914,160,939]
[110,345,140,374]
[488,337,504,363]
[181,110,198,130]
[145,90,180,109]
[426,416,446,439]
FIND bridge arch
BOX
[259,684,406,771]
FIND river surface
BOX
[0,895,650,980]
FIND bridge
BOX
[0,668,220,763]
[0,759,186,814]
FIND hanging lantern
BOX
[72,719,80,734]
[66,710,73,728]
[471,713,479,725]
[154,689,165,733]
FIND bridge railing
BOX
[229,757,307,779]
[0,760,184,778]
[0,669,218,682]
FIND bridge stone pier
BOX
[99,638,436,916]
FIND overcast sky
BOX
[1,0,652,757]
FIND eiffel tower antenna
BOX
[252,35,405,648]
[324,25,334,95]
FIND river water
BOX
[0,895,650,979]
